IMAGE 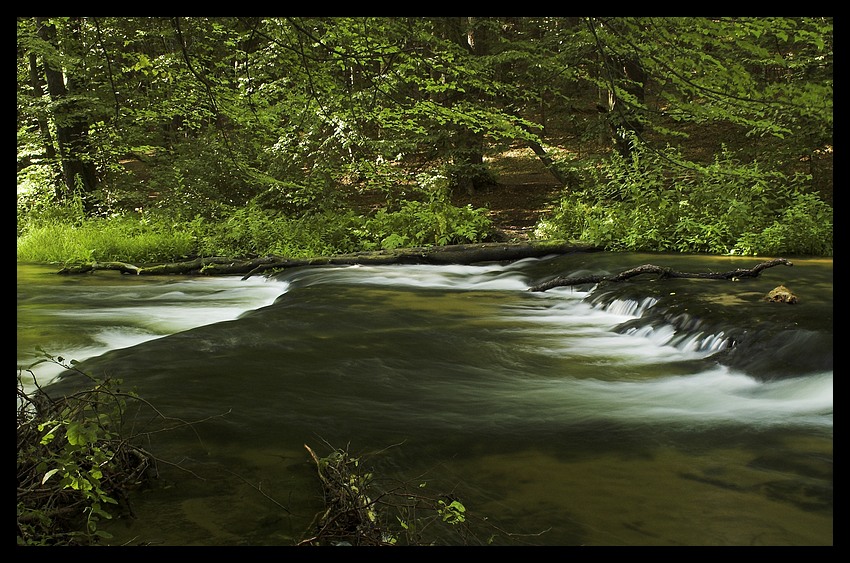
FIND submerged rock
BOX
[765,285,799,304]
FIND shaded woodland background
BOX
[17,17,833,261]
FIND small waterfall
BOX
[583,285,831,380]
[587,294,735,359]
[17,274,291,393]
[596,294,658,317]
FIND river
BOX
[16,252,833,546]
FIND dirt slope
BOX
[455,147,566,241]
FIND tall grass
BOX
[16,217,196,264]
[16,193,496,265]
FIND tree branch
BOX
[528,258,793,292]
[54,241,601,278]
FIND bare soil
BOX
[453,147,568,242]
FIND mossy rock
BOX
[765,285,798,304]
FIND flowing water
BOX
[17,252,833,546]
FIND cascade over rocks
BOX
[527,258,794,292]
[56,245,795,302]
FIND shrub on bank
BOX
[534,142,833,257]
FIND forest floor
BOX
[452,146,574,242]
[345,144,575,243]
[465,127,834,243]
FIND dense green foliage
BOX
[17,356,152,546]
[17,17,833,264]
[535,141,833,255]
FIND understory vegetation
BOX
[16,172,497,266]
[16,142,833,264]
[534,141,833,256]
[17,17,833,265]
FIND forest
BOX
[17,17,833,266]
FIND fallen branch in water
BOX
[528,258,793,292]
[299,441,551,546]
[57,261,142,275]
[54,240,601,278]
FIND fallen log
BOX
[55,240,601,278]
[528,258,793,292]
[57,261,141,275]
[241,240,601,279]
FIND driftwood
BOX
[58,261,142,275]
[56,240,601,279]
[300,444,389,546]
[528,258,793,292]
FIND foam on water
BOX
[18,260,832,431]
[18,275,290,392]
[558,367,835,428]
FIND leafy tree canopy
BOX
[17,17,832,257]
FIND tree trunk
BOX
[526,139,571,187]
[599,55,646,158]
[528,258,793,292]
[35,17,99,210]
[436,17,495,195]
[27,52,60,183]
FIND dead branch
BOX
[300,444,390,547]
[53,241,600,278]
[58,261,142,275]
[528,258,793,292]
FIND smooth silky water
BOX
[17,253,833,546]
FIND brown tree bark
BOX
[27,52,59,177]
[35,17,99,209]
[433,17,495,195]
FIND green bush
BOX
[17,357,152,546]
[534,142,833,256]
[354,173,493,250]
[733,191,834,256]
[194,203,364,259]
[17,181,87,237]
[356,199,492,250]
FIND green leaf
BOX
[41,468,60,484]
[66,422,95,446]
